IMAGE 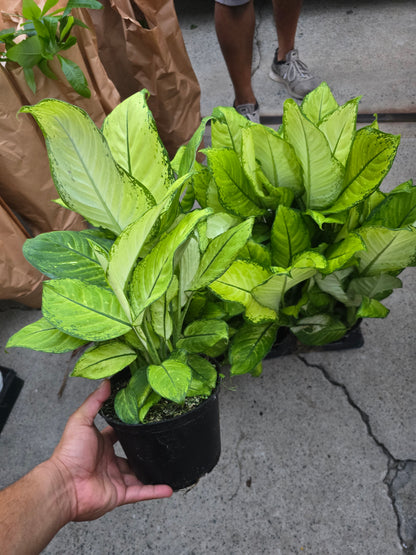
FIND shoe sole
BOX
[268,68,304,100]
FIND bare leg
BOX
[214,1,256,106]
[272,0,303,60]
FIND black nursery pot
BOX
[101,381,221,491]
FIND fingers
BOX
[72,380,111,427]
[124,484,173,504]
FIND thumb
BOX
[72,380,111,426]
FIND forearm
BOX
[0,460,73,555]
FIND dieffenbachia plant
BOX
[0,0,102,97]
[6,90,258,423]
[174,82,416,348]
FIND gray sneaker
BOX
[234,101,260,124]
[269,48,319,100]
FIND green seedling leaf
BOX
[291,314,347,346]
[38,58,58,79]
[206,149,266,217]
[191,219,253,289]
[41,0,60,15]
[65,0,103,12]
[283,98,344,210]
[147,359,192,403]
[42,279,131,341]
[229,321,278,376]
[58,55,90,97]
[209,260,277,323]
[356,296,389,319]
[187,355,217,396]
[6,36,42,68]
[22,0,42,19]
[130,209,211,318]
[177,319,229,353]
[102,90,174,203]
[6,317,87,353]
[21,99,147,235]
[327,128,400,213]
[271,205,311,268]
[356,226,416,276]
[23,230,108,286]
[23,67,36,93]
[318,97,360,166]
[300,82,339,124]
[71,340,137,379]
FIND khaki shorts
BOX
[215,0,250,6]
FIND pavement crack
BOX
[297,354,415,552]
[228,431,244,501]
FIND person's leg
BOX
[272,0,302,60]
[269,0,319,99]
[214,0,256,106]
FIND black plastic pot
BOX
[266,320,364,359]
[0,366,24,434]
[101,380,221,491]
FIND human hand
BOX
[48,380,173,522]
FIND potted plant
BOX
[174,82,416,354]
[6,90,259,490]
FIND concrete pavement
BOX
[1,0,415,553]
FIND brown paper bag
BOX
[0,196,43,308]
[90,0,202,157]
[0,2,120,306]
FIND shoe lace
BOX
[282,52,312,82]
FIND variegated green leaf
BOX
[6,317,87,353]
[271,205,311,267]
[147,359,192,403]
[102,90,174,203]
[300,82,339,124]
[187,355,217,396]
[291,314,347,346]
[42,279,131,340]
[229,321,278,376]
[177,319,229,353]
[71,340,137,379]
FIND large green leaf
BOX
[42,279,131,340]
[327,128,400,213]
[300,82,339,124]
[23,230,107,286]
[186,355,217,397]
[206,149,266,217]
[114,386,140,424]
[291,314,347,346]
[238,240,272,268]
[102,90,174,203]
[172,115,212,176]
[177,319,229,353]
[252,252,327,311]
[71,340,137,379]
[129,209,211,318]
[356,226,416,276]
[107,203,164,297]
[314,268,355,305]
[242,125,303,196]
[6,317,87,353]
[318,97,360,166]
[178,237,200,306]
[363,180,416,228]
[6,35,42,68]
[20,100,149,234]
[147,359,192,403]
[347,274,402,301]
[283,99,344,209]
[191,219,254,289]
[229,321,278,376]
[209,260,276,323]
[271,205,311,267]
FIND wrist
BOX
[35,458,77,525]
